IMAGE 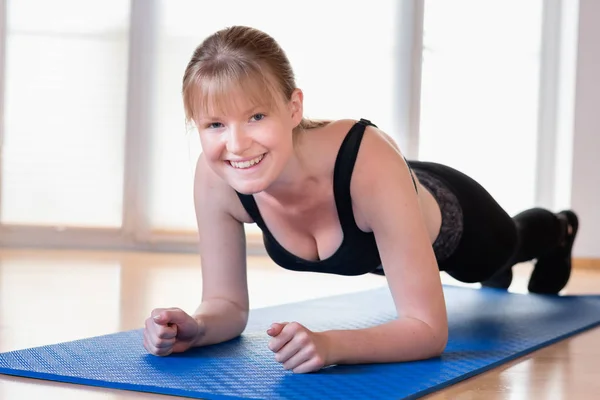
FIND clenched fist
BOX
[144,307,202,356]
[267,322,330,373]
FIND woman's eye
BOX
[251,113,265,121]
[208,122,223,129]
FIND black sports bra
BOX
[235,119,417,276]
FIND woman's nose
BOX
[225,127,251,154]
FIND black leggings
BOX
[408,161,565,283]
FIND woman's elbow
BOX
[431,327,448,357]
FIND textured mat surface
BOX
[1,285,600,399]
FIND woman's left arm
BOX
[323,127,448,365]
[267,126,448,372]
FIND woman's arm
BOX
[267,124,447,371]
[326,125,448,363]
[190,154,251,347]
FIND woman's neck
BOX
[258,145,323,208]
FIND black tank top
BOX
[235,119,416,276]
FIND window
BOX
[419,0,544,216]
[0,1,562,251]
[1,0,131,227]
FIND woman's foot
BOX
[528,210,579,294]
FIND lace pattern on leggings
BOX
[413,169,464,261]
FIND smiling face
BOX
[193,74,304,195]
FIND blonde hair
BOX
[182,26,329,132]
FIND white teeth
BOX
[229,154,264,169]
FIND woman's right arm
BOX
[144,154,249,355]
[190,154,250,347]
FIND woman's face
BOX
[195,85,303,195]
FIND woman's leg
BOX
[511,208,568,261]
[409,161,578,294]
[518,209,578,293]
[482,207,578,293]
[409,161,519,283]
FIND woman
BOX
[143,26,579,373]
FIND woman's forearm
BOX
[323,317,448,366]
[192,298,249,347]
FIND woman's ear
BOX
[289,88,304,126]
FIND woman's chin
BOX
[230,179,269,195]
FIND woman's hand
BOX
[267,322,330,373]
[144,307,203,356]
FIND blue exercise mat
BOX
[1,285,600,399]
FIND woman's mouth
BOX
[228,153,265,169]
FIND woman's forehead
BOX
[195,77,281,119]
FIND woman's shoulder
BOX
[314,118,359,137]
[312,118,403,157]
[302,117,407,185]
[317,118,410,190]
[312,118,415,228]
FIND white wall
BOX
[570,0,600,258]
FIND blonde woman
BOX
[143,26,579,374]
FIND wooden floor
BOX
[0,248,599,399]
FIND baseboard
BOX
[573,258,600,269]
